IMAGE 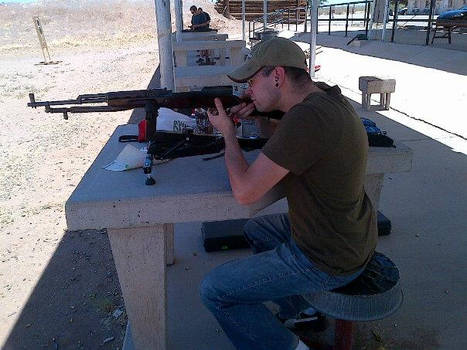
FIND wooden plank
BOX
[435,20,467,28]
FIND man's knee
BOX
[243,218,260,239]
[199,270,226,309]
[243,215,278,243]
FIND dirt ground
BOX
[0,1,243,349]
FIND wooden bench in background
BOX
[432,19,467,44]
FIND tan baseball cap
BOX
[228,37,308,83]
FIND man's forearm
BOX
[223,130,249,198]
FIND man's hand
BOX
[207,98,236,136]
[229,101,256,120]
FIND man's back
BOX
[262,83,378,276]
[196,11,210,31]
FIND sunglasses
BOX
[247,67,276,87]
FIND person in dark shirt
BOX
[199,37,378,350]
[189,5,210,32]
[197,7,211,31]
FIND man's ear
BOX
[275,66,286,85]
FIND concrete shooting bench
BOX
[359,76,396,111]
[173,31,228,41]
[65,124,412,350]
[431,19,467,44]
[172,39,246,92]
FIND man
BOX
[197,7,211,31]
[200,37,378,350]
[189,5,210,32]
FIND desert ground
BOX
[0,0,243,348]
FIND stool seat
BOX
[304,252,403,322]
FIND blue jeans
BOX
[199,214,364,350]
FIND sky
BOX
[1,0,368,4]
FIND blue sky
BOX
[1,0,36,3]
[1,0,367,3]
[0,0,367,6]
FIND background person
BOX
[189,5,210,32]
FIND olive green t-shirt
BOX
[262,83,378,276]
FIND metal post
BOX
[296,0,299,32]
[345,4,350,37]
[174,0,183,42]
[310,0,318,78]
[381,0,390,41]
[304,3,308,32]
[391,0,400,42]
[367,0,378,39]
[328,5,332,35]
[288,8,290,30]
[154,0,174,90]
[242,0,246,41]
[426,0,436,45]
[365,1,370,35]
[263,0,267,31]
[316,4,319,34]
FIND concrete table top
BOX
[66,124,412,231]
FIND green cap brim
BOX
[227,58,263,83]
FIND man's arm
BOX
[208,99,289,205]
[223,131,288,205]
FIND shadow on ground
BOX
[2,229,126,350]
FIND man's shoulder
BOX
[192,13,204,24]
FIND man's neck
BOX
[280,81,323,112]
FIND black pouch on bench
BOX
[148,131,268,160]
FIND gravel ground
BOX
[0,1,243,348]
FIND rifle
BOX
[27,86,271,185]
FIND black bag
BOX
[148,131,267,160]
[361,118,394,147]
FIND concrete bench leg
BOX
[384,92,392,110]
[335,319,353,350]
[380,93,392,110]
[362,93,370,111]
[108,224,171,350]
[380,93,386,109]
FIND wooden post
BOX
[32,16,51,64]
[154,0,174,90]
[224,0,232,19]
